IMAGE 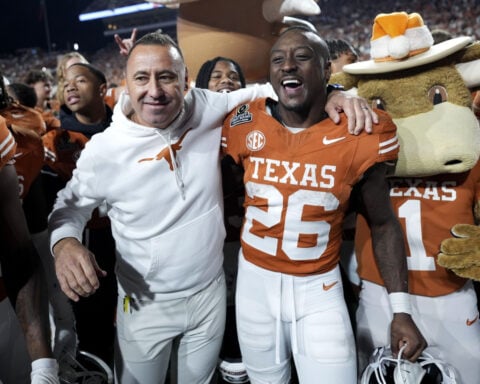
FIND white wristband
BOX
[389,292,412,315]
[31,358,59,384]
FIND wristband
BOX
[327,83,345,94]
[389,292,412,315]
[31,358,59,384]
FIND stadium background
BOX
[1,0,479,99]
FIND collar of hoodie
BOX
[118,93,195,200]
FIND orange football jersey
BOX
[0,116,16,169]
[43,127,109,229]
[356,162,480,297]
[222,99,399,275]
[0,105,45,197]
[2,103,46,136]
[10,128,44,199]
[42,128,89,181]
[37,107,61,132]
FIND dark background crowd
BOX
[0,0,478,87]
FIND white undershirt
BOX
[266,105,306,134]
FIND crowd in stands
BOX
[0,0,479,91]
[316,0,480,59]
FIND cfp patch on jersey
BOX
[230,104,252,127]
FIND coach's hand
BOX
[325,90,378,135]
[53,237,106,301]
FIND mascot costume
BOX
[146,0,320,83]
[330,11,480,384]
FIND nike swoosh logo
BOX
[323,281,338,291]
[323,136,346,145]
[466,314,479,326]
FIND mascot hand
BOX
[438,224,480,281]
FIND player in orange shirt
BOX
[0,97,46,199]
[221,26,426,383]
[0,115,59,383]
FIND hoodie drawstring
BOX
[155,129,186,200]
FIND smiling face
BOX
[63,65,105,116]
[208,60,243,93]
[125,44,187,129]
[270,28,331,124]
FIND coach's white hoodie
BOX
[49,85,272,301]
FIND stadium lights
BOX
[79,3,164,22]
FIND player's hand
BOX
[53,237,106,301]
[437,223,480,280]
[390,313,427,362]
[114,28,138,57]
[325,90,378,135]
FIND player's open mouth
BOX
[281,78,302,89]
[281,78,304,97]
[217,87,234,93]
[67,95,80,105]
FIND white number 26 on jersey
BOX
[241,181,339,261]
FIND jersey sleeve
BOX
[4,103,47,135]
[373,109,399,164]
[0,116,16,169]
[221,102,257,164]
[225,84,274,113]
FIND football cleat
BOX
[58,350,113,384]
[361,345,457,384]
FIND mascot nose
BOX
[444,159,462,166]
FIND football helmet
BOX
[218,358,249,384]
[58,350,113,384]
[361,346,457,384]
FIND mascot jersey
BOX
[356,162,480,297]
[0,115,16,169]
[222,99,399,275]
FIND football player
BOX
[0,114,59,383]
[221,26,427,383]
